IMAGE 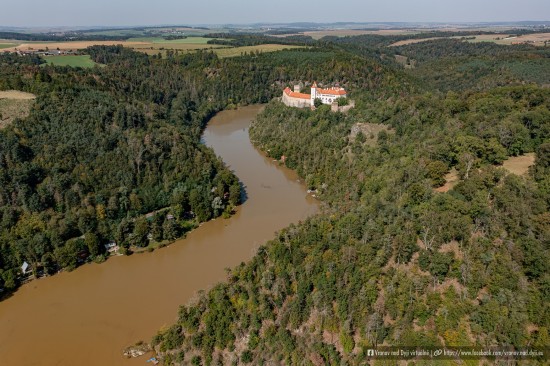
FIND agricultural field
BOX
[487,32,550,45]
[0,90,36,128]
[82,27,217,37]
[2,37,227,55]
[213,44,304,58]
[126,36,213,43]
[128,36,227,54]
[42,55,99,68]
[389,32,550,46]
[0,37,301,58]
[131,41,225,56]
[0,43,17,49]
[2,40,149,52]
[300,29,419,39]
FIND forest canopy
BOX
[0,32,548,366]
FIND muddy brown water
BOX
[0,105,318,365]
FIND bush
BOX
[241,350,253,363]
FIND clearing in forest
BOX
[435,153,536,193]
[501,153,536,176]
[0,90,36,128]
[43,55,99,68]
[349,122,392,147]
[434,168,460,193]
[213,44,304,58]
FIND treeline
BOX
[152,41,549,364]
[0,31,128,42]
[206,33,315,47]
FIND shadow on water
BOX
[239,182,248,204]
[0,290,14,302]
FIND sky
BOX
[1,0,549,27]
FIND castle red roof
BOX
[316,87,347,96]
[284,87,311,100]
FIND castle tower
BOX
[310,82,318,106]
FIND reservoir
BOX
[0,105,318,365]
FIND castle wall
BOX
[331,100,355,113]
[282,93,311,108]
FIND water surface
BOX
[0,105,318,365]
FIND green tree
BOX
[84,232,101,257]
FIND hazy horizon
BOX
[1,0,549,28]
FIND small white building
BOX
[104,241,119,254]
[21,261,30,275]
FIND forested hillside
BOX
[0,31,548,365]
[0,45,411,294]
[0,49,247,292]
[151,38,550,365]
[394,39,550,91]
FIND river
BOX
[0,105,318,365]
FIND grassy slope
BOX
[42,55,99,68]
[214,44,304,58]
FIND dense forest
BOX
[0,43,415,294]
[0,30,548,365]
[0,48,250,291]
[148,36,550,365]
[393,39,550,91]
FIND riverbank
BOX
[0,105,318,366]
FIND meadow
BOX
[42,55,99,68]
[213,44,304,58]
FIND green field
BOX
[213,44,305,58]
[0,43,16,49]
[42,55,99,68]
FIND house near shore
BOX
[282,82,355,112]
[104,241,119,254]
[20,261,34,282]
[21,261,31,275]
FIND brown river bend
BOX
[0,105,318,365]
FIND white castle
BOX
[282,82,354,111]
